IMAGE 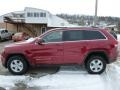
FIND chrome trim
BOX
[41,38,107,45]
[36,30,108,45]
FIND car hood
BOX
[5,41,31,48]
[6,38,36,48]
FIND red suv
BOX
[1,27,118,75]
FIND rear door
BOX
[63,30,87,64]
[83,30,108,51]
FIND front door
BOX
[33,30,63,64]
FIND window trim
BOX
[39,30,108,45]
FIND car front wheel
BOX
[85,56,106,74]
[7,55,28,75]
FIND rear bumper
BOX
[108,51,118,63]
[109,58,117,63]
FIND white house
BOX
[0,7,71,36]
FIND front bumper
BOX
[0,50,7,68]
[1,54,6,68]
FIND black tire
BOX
[7,55,28,75]
[85,56,106,74]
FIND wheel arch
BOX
[84,51,109,65]
[5,53,30,68]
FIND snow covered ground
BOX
[0,35,120,90]
[1,64,120,90]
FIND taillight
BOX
[114,44,118,47]
[110,41,118,48]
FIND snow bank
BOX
[0,75,30,89]
[26,64,120,90]
[27,72,105,90]
[0,67,107,90]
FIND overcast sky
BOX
[0,0,119,17]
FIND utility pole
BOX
[94,0,98,26]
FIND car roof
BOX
[49,27,106,31]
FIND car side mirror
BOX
[37,39,45,45]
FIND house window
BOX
[40,13,46,17]
[41,27,46,34]
[43,13,46,17]
[27,12,33,17]
[34,13,39,17]
[19,14,24,18]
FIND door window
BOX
[42,31,62,43]
[63,30,83,41]
[83,30,106,40]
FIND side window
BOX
[42,31,62,43]
[63,30,83,41]
[83,30,106,40]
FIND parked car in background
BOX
[0,29,13,41]
[12,32,30,42]
[1,27,118,75]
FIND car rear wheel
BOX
[85,56,106,74]
[7,55,28,75]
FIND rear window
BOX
[109,31,117,39]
